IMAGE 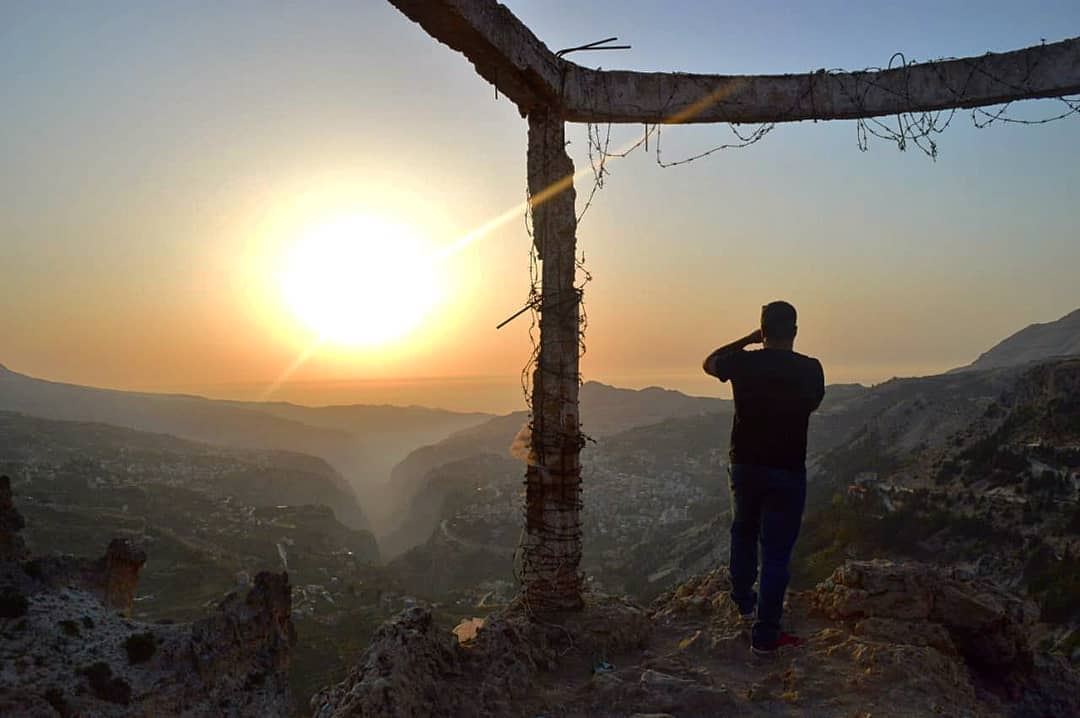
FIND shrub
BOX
[0,588,28,618]
[42,687,68,715]
[1068,507,1080,536]
[1024,545,1080,623]
[78,662,131,705]
[124,631,157,664]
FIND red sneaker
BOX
[751,632,804,655]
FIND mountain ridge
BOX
[954,307,1080,373]
[0,364,493,528]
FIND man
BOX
[702,301,825,655]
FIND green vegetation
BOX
[791,496,1012,589]
[818,428,903,482]
[289,608,384,712]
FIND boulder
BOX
[813,559,1038,672]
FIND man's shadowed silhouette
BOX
[703,301,825,654]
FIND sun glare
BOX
[279,214,440,347]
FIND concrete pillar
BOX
[521,108,584,611]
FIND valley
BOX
[1,308,1079,712]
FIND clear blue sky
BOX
[1,1,1078,409]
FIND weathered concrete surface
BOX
[387,0,562,115]
[387,0,1080,124]
[521,108,584,611]
[561,38,1080,124]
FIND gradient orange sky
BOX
[2,2,1078,412]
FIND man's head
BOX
[761,301,797,349]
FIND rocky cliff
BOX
[312,560,1080,717]
[0,475,296,716]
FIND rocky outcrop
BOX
[101,538,147,614]
[311,595,650,718]
[310,607,463,718]
[315,561,1080,718]
[0,476,29,562]
[810,560,1080,716]
[19,537,147,617]
[812,559,1038,672]
[0,479,296,716]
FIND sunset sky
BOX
[3,1,1079,412]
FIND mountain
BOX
[0,411,380,568]
[388,410,734,601]
[381,352,1080,617]
[795,357,1080,647]
[0,365,491,528]
[576,381,731,435]
[380,382,732,556]
[384,367,1002,598]
[226,399,491,529]
[954,308,1080,372]
[237,401,488,436]
[0,365,355,458]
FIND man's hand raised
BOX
[703,328,763,377]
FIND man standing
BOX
[703,301,825,655]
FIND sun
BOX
[279,214,441,347]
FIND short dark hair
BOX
[761,301,797,341]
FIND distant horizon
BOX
[3,2,1078,412]
[4,295,1073,413]
[3,354,985,415]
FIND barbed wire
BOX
[839,45,1079,158]
[655,121,775,167]
[572,43,1079,217]
[515,137,591,613]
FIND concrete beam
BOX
[388,0,1080,125]
[387,0,563,114]
[561,38,1080,124]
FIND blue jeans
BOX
[728,463,806,646]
